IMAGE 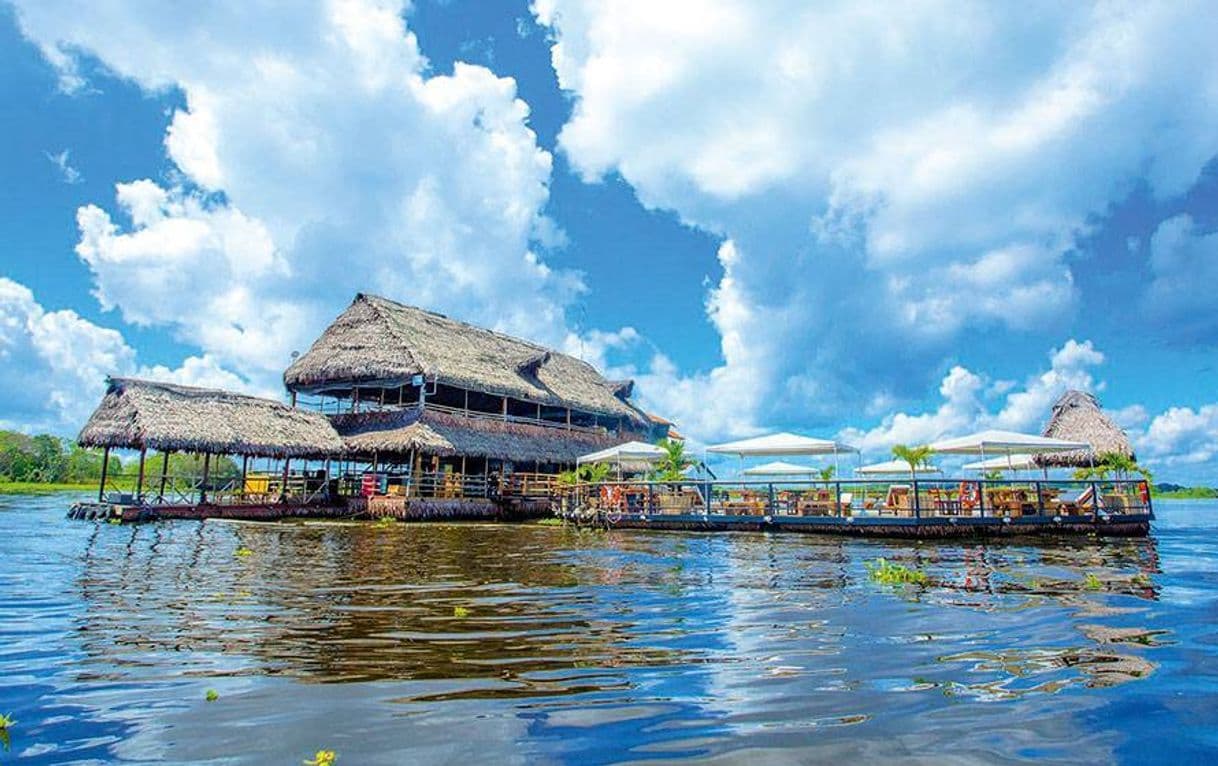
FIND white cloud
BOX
[1138,405,1218,467]
[0,277,274,433]
[534,0,1218,435]
[45,149,82,184]
[1143,214,1218,343]
[13,0,582,392]
[841,338,1105,453]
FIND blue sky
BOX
[0,0,1215,480]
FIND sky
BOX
[0,0,1216,481]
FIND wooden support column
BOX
[463,388,469,413]
[566,408,571,430]
[98,446,110,502]
[537,402,542,421]
[135,447,147,503]
[290,390,297,407]
[200,453,210,504]
[282,457,291,499]
[158,450,170,503]
[502,396,508,419]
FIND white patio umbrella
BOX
[707,432,858,474]
[741,460,820,477]
[856,459,942,477]
[577,441,665,478]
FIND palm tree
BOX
[1074,452,1151,482]
[578,462,613,483]
[818,465,836,482]
[891,444,934,478]
[654,438,694,482]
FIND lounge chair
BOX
[1055,485,1096,516]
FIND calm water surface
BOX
[1,495,1216,764]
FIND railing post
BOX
[1091,481,1100,522]
[912,479,920,521]
[835,481,842,517]
[647,482,655,515]
[200,453,210,504]
[1035,480,1044,516]
[768,483,776,516]
[135,447,147,504]
[98,446,110,502]
[977,479,985,518]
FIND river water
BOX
[1,494,1215,764]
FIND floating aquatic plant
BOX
[0,713,14,729]
[453,606,470,618]
[235,546,254,558]
[865,558,930,586]
[205,689,219,702]
[1083,573,1103,590]
[304,749,336,766]
[372,516,395,529]
[535,518,563,526]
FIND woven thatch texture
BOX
[78,378,345,457]
[1038,390,1135,467]
[284,294,647,424]
[333,408,631,463]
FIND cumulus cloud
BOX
[840,339,1105,453]
[13,0,582,391]
[0,277,251,432]
[1137,405,1218,467]
[534,0,1218,436]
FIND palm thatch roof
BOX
[1037,390,1134,467]
[78,378,345,457]
[333,408,628,464]
[284,294,647,424]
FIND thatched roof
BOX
[78,378,345,457]
[1037,390,1135,467]
[333,408,628,464]
[284,294,647,424]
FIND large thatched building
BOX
[1037,390,1134,468]
[284,293,663,479]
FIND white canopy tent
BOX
[962,453,1039,472]
[855,459,942,477]
[929,429,1091,456]
[577,441,666,478]
[741,460,820,477]
[707,432,859,475]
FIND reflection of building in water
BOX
[73,523,688,691]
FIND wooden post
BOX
[240,455,249,494]
[98,446,110,501]
[566,408,572,430]
[463,389,469,413]
[135,447,147,503]
[200,453,210,504]
[912,479,921,521]
[502,396,508,419]
[282,457,291,499]
[1035,480,1044,516]
[158,450,170,503]
[537,402,542,421]
[353,388,360,414]
[290,390,297,407]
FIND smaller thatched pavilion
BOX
[78,377,344,503]
[1037,390,1134,469]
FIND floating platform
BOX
[590,512,1151,539]
[67,496,552,524]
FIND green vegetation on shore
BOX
[1153,485,1218,499]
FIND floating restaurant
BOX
[69,294,1152,538]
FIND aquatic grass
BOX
[866,558,930,587]
[304,750,336,766]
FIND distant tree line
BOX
[0,430,239,484]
